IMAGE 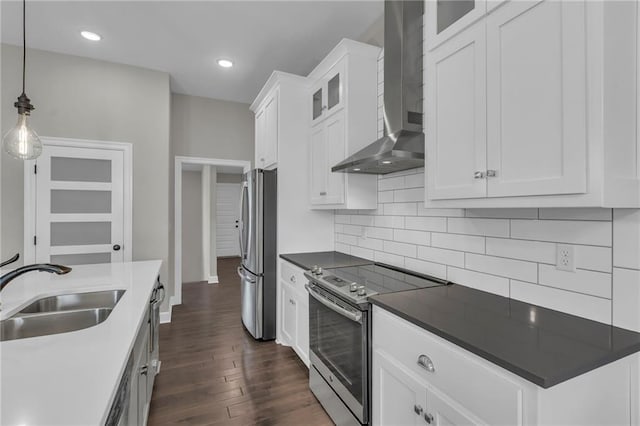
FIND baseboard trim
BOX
[160,296,176,324]
[208,275,219,284]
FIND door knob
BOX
[113,244,121,251]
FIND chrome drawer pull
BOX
[417,354,435,373]
[425,413,434,424]
[290,275,296,283]
[414,404,423,415]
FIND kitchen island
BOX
[0,260,162,426]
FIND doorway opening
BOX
[174,156,250,306]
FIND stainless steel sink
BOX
[16,290,125,315]
[1,308,114,342]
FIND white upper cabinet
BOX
[252,89,278,169]
[486,0,587,198]
[425,0,640,208]
[426,20,487,200]
[306,39,380,210]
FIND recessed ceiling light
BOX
[217,59,234,68]
[381,160,392,165]
[353,168,361,171]
[80,31,101,41]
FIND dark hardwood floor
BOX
[148,257,333,425]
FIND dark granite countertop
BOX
[370,284,640,388]
[279,251,372,271]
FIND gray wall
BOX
[217,173,243,184]
[0,45,171,299]
[171,93,254,159]
[181,170,203,283]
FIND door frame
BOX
[215,182,242,258]
[23,137,133,264]
[174,156,251,305]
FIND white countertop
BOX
[0,260,162,426]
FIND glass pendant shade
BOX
[3,112,42,160]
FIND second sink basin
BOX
[1,308,114,342]
[16,290,126,315]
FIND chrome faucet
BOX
[0,253,72,292]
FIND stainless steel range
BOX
[305,263,448,425]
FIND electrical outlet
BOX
[556,244,575,272]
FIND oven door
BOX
[307,283,368,424]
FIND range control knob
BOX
[316,267,323,275]
[357,286,367,296]
[349,283,358,292]
[311,265,320,275]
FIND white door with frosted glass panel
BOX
[216,183,241,257]
[34,144,127,265]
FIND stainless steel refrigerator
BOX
[237,169,277,340]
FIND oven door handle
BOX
[306,284,362,324]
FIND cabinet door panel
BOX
[264,93,278,168]
[310,125,327,204]
[255,109,266,167]
[372,349,427,426]
[426,22,487,200]
[486,0,587,197]
[325,112,346,205]
[427,388,483,426]
[426,0,487,51]
[295,296,310,364]
[281,281,297,344]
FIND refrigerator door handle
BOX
[238,181,248,260]
[237,266,256,284]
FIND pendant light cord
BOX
[22,0,26,95]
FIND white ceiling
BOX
[1,1,383,104]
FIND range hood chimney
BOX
[332,0,424,174]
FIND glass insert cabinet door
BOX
[426,0,489,50]
[34,144,126,265]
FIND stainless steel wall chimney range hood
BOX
[332,0,424,174]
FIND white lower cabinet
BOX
[372,306,638,426]
[279,259,310,366]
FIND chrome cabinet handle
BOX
[414,404,424,415]
[289,298,295,305]
[425,413,434,424]
[140,365,148,376]
[474,171,485,179]
[290,275,296,284]
[417,354,435,373]
[487,169,497,177]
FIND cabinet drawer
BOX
[373,307,525,426]
[280,260,307,293]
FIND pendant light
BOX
[3,0,42,160]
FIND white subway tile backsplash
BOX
[510,280,611,324]
[364,226,394,240]
[405,258,447,280]
[447,267,510,297]
[383,241,417,257]
[335,214,350,224]
[538,264,611,299]
[612,268,640,332]
[379,191,394,203]
[465,253,537,282]
[350,215,376,226]
[350,246,374,261]
[374,216,405,229]
[405,216,447,232]
[336,233,358,245]
[575,245,612,273]
[432,233,485,254]
[539,208,612,221]
[417,206,465,217]
[379,176,405,191]
[335,243,351,254]
[357,237,384,251]
[394,187,424,203]
[383,202,418,216]
[486,238,555,264]
[405,172,425,188]
[418,246,465,267]
[342,224,364,236]
[394,229,431,246]
[613,209,640,269]
[374,251,405,268]
[447,218,510,237]
[466,208,538,219]
[510,220,612,246]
